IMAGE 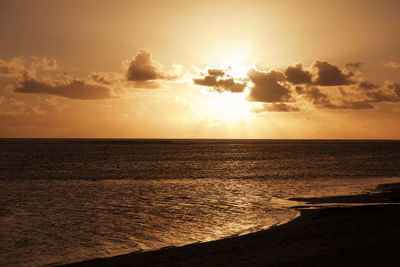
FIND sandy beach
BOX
[62,183,400,266]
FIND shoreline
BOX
[61,183,400,266]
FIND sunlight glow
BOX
[192,61,255,123]
[214,43,252,67]
[196,90,253,123]
[224,63,250,79]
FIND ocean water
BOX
[0,139,399,266]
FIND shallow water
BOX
[0,139,399,266]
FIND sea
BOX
[1,139,399,266]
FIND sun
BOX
[214,42,251,65]
[196,62,254,122]
[193,47,255,123]
[217,49,251,78]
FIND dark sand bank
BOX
[290,182,400,206]
[62,183,400,267]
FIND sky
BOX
[1,0,400,139]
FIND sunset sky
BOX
[1,0,399,138]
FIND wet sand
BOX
[62,183,400,266]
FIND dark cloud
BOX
[193,75,217,87]
[337,101,375,110]
[366,82,400,103]
[190,59,395,112]
[263,103,300,112]
[193,68,246,93]
[247,69,292,103]
[365,91,394,102]
[298,87,374,110]
[299,87,332,108]
[15,76,113,100]
[312,60,355,86]
[88,72,121,86]
[125,49,181,89]
[215,77,246,93]
[283,60,359,87]
[389,82,400,97]
[346,62,363,69]
[284,63,312,84]
[208,69,225,76]
[126,49,166,82]
[358,81,379,90]
[289,60,400,109]
[89,72,112,85]
[295,86,304,94]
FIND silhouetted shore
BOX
[62,183,400,266]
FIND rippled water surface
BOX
[0,139,399,266]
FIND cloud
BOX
[297,86,375,110]
[193,68,247,93]
[263,103,300,112]
[365,82,400,103]
[195,59,400,112]
[288,60,400,110]
[382,61,400,69]
[0,56,122,100]
[388,82,400,97]
[284,60,360,87]
[15,75,113,100]
[193,75,217,87]
[247,69,292,103]
[88,71,122,85]
[0,95,20,105]
[124,49,182,89]
[215,78,247,93]
[0,57,25,77]
[297,87,332,108]
[31,57,58,71]
[297,79,400,110]
[312,60,355,86]
[126,49,169,82]
[284,63,312,84]
[336,101,375,110]
[358,81,379,90]
[207,69,225,76]
[346,62,363,69]
[4,51,184,102]
[0,56,58,79]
